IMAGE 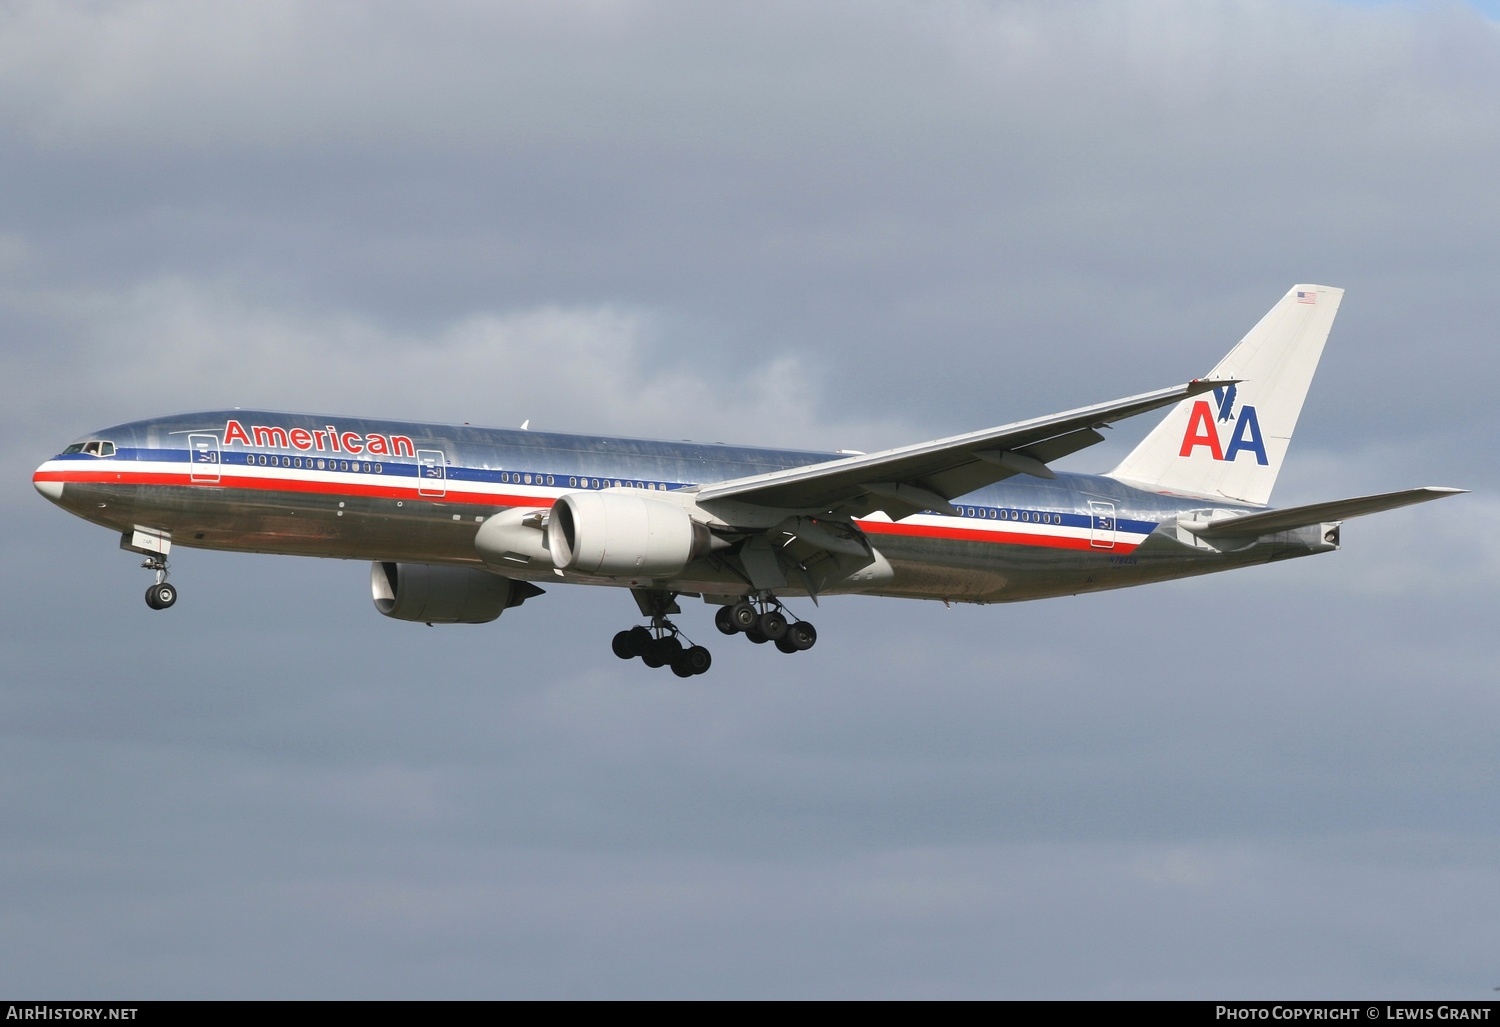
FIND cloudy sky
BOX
[2,0,1497,999]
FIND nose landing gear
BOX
[142,556,177,610]
[121,528,178,611]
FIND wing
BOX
[694,379,1228,521]
[1186,486,1467,539]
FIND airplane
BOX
[32,284,1463,677]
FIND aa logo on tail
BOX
[1179,386,1268,465]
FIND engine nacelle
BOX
[370,562,541,624]
[546,492,710,577]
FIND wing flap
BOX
[1191,486,1467,539]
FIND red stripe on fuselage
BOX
[858,518,1137,553]
[35,466,1140,554]
[34,466,555,510]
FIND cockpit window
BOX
[63,441,115,457]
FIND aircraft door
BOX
[1089,500,1116,549]
[188,433,221,484]
[417,449,447,497]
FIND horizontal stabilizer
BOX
[1190,487,1467,539]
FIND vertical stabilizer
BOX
[1109,284,1343,506]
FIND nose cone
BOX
[33,466,64,502]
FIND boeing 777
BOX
[33,285,1463,676]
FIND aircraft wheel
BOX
[729,602,759,632]
[758,610,788,641]
[775,637,798,654]
[714,606,738,635]
[626,626,652,655]
[145,583,176,610]
[685,645,712,675]
[787,621,817,651]
[671,657,695,678]
[611,630,636,660]
[657,636,684,661]
[745,629,769,645]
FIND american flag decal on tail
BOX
[1296,290,1317,304]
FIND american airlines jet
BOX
[33,285,1462,677]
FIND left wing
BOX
[694,379,1226,520]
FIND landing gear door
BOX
[188,433,221,484]
[417,449,447,497]
[1089,500,1117,549]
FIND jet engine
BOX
[546,492,711,577]
[370,562,541,624]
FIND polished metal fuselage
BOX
[36,410,1337,605]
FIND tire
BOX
[657,636,684,661]
[775,637,798,654]
[147,583,176,610]
[714,606,739,635]
[642,647,665,668]
[745,629,768,645]
[626,625,653,656]
[787,621,817,651]
[671,658,695,678]
[611,630,636,660]
[758,610,787,641]
[729,602,758,631]
[145,585,161,610]
[685,646,712,675]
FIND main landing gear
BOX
[142,556,177,610]
[714,597,817,655]
[611,590,816,677]
[612,625,713,677]
[612,589,713,678]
